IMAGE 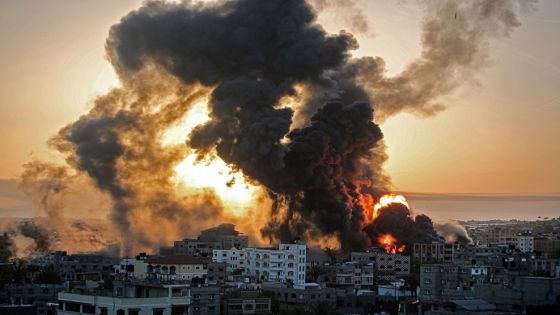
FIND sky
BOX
[0,0,559,220]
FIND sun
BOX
[161,100,261,216]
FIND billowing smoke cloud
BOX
[14,0,532,255]
[435,221,473,245]
[295,0,535,123]
[364,203,442,252]
[309,0,370,34]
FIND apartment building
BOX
[174,224,248,257]
[212,243,306,284]
[133,256,207,282]
[57,281,192,315]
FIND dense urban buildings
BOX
[1,219,560,314]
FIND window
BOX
[82,305,95,314]
[99,308,108,315]
[171,306,187,315]
[152,309,164,315]
[66,303,80,312]
[128,309,140,315]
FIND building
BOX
[133,256,207,282]
[412,243,458,266]
[517,234,534,253]
[114,258,137,280]
[190,286,220,315]
[330,262,374,291]
[530,257,560,277]
[174,224,249,258]
[375,252,411,281]
[350,251,376,264]
[213,243,306,284]
[221,291,271,314]
[349,250,410,282]
[262,283,335,312]
[206,262,227,285]
[58,281,192,315]
[5,283,64,315]
[58,254,118,281]
[534,237,560,258]
[420,263,560,311]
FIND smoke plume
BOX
[12,0,532,255]
[435,221,473,245]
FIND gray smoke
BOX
[295,0,535,123]
[435,221,472,244]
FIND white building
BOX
[133,256,207,281]
[212,243,306,284]
[517,234,534,253]
[58,282,192,315]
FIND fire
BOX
[372,193,409,220]
[379,233,406,254]
[371,194,409,254]
[161,101,260,216]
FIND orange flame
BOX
[379,233,406,254]
[372,194,409,220]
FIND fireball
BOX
[372,193,409,220]
[379,233,406,254]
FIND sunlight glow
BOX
[161,100,260,216]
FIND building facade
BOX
[133,256,207,282]
[58,282,192,315]
[212,243,306,284]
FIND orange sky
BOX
[0,0,559,195]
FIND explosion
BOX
[379,233,406,255]
[372,194,409,220]
[371,194,410,253]
[7,0,528,257]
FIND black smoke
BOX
[18,0,532,254]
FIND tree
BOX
[307,265,327,282]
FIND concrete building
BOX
[420,263,560,311]
[5,283,64,315]
[221,291,271,314]
[212,243,306,284]
[114,258,137,280]
[190,286,220,315]
[331,262,374,291]
[262,282,335,312]
[375,252,411,281]
[350,251,376,264]
[206,262,227,285]
[530,257,560,277]
[133,256,207,282]
[534,237,560,258]
[517,234,534,253]
[412,243,458,266]
[58,281,192,315]
[58,254,118,281]
[174,224,248,258]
